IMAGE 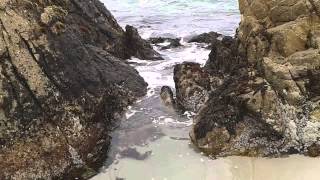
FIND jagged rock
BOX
[148,37,182,50]
[171,62,223,111]
[205,36,242,74]
[173,62,211,113]
[188,31,222,44]
[111,25,163,60]
[0,0,154,179]
[188,0,320,157]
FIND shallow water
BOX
[92,0,320,179]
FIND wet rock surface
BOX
[173,62,212,113]
[148,37,182,50]
[188,31,222,44]
[112,25,163,60]
[160,86,176,107]
[172,0,320,157]
[0,0,160,179]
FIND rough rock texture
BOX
[174,0,320,157]
[188,31,222,44]
[148,37,182,50]
[0,0,156,179]
[173,62,212,112]
[112,25,163,60]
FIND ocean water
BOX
[92,0,320,180]
[102,0,240,38]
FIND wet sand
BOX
[93,134,320,180]
[229,155,320,180]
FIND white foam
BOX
[164,118,175,123]
[128,43,210,91]
[183,111,196,120]
[152,116,193,127]
[125,110,139,119]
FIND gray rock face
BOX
[0,0,158,179]
[174,0,320,157]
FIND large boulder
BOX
[0,0,155,179]
[177,0,320,157]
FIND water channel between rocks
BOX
[92,0,320,179]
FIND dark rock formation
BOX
[188,31,222,44]
[205,36,241,74]
[0,0,158,179]
[171,35,242,113]
[148,37,182,50]
[179,0,320,157]
[111,25,163,60]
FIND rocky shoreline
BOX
[2,0,320,179]
[0,0,160,179]
[170,0,320,157]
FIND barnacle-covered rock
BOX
[175,0,320,157]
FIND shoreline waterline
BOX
[92,0,320,179]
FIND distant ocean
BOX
[101,0,240,38]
